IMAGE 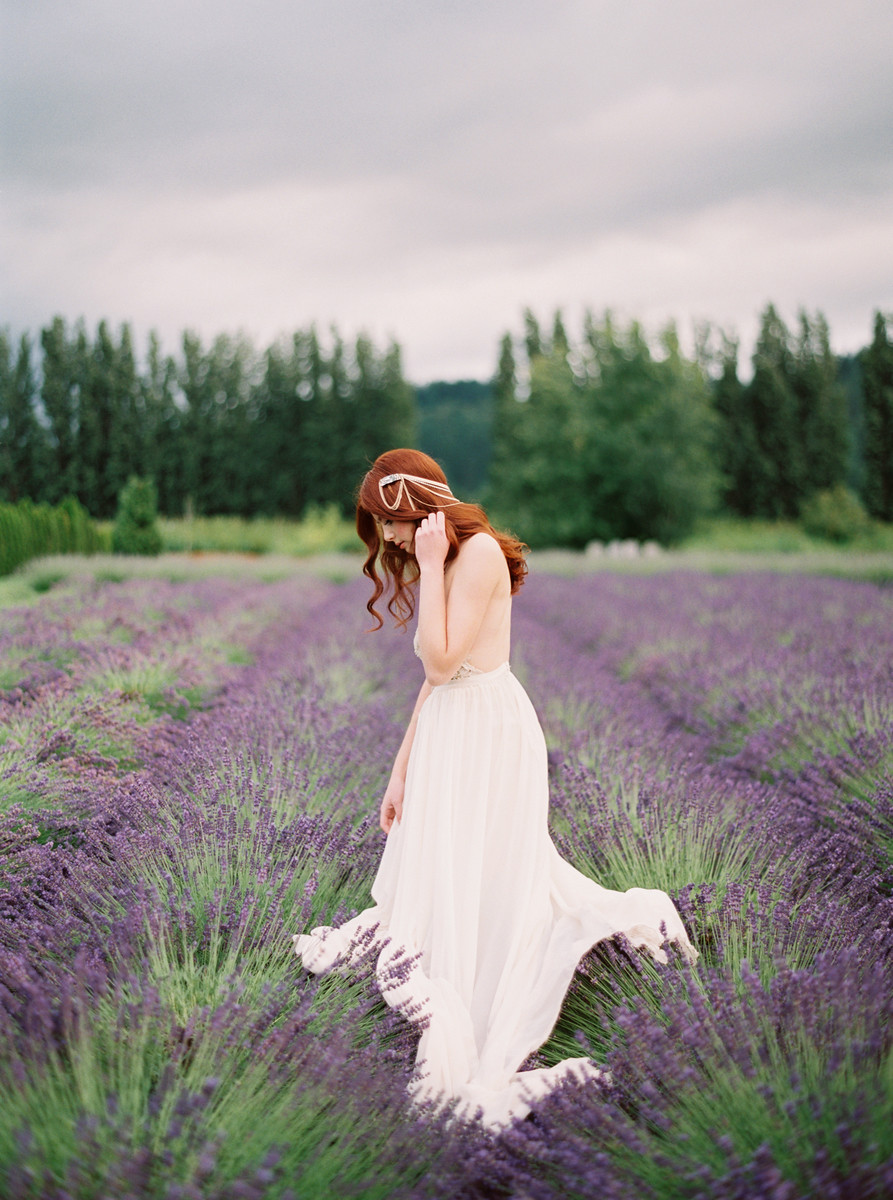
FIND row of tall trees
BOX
[0,319,414,519]
[1,306,891,543]
[486,305,892,544]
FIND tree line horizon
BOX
[1,304,891,546]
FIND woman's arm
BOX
[415,514,504,686]
[380,677,432,833]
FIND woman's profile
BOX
[294,447,696,1126]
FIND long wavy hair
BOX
[356,448,528,629]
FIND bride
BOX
[294,447,696,1127]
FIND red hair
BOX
[356,448,528,629]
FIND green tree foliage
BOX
[523,308,543,361]
[488,312,720,546]
[112,476,163,556]
[39,318,79,503]
[488,333,519,497]
[346,335,415,508]
[835,353,866,495]
[507,349,590,545]
[744,304,802,517]
[0,332,48,502]
[792,312,850,494]
[143,332,187,517]
[584,320,721,545]
[860,311,893,521]
[416,380,493,497]
[1,318,414,522]
[711,335,760,515]
[717,306,851,518]
[178,331,260,517]
[77,320,142,518]
[3,308,886,536]
[251,328,414,518]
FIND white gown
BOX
[294,637,696,1127]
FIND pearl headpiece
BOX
[378,472,461,511]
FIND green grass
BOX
[0,575,48,609]
[155,505,361,556]
[6,552,361,591]
[530,546,893,583]
[682,514,893,554]
[528,515,893,581]
[8,511,893,596]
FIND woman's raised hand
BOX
[413,511,449,571]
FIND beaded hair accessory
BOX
[378,472,461,511]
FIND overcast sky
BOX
[2,0,892,382]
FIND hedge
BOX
[0,496,109,577]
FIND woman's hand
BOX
[414,511,450,573]
[380,775,405,834]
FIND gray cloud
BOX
[2,0,891,379]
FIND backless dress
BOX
[294,632,696,1126]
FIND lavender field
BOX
[1,563,892,1199]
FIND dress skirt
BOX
[294,662,696,1127]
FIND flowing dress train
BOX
[294,652,696,1127]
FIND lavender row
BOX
[1,568,892,1197]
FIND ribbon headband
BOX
[378,472,461,511]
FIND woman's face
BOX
[379,517,417,554]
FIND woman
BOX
[294,448,696,1127]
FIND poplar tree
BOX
[74,321,105,516]
[551,310,570,361]
[0,332,47,502]
[202,333,257,514]
[143,331,186,516]
[40,317,79,504]
[348,334,415,512]
[745,304,801,517]
[523,308,543,361]
[711,336,759,514]
[180,331,213,515]
[95,321,142,515]
[299,327,338,509]
[861,311,893,520]
[254,338,304,515]
[792,310,849,495]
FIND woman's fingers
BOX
[380,798,401,833]
[414,510,449,568]
[416,511,447,543]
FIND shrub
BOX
[112,477,163,556]
[800,484,871,543]
[0,496,106,577]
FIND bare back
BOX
[442,532,512,672]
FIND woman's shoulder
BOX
[459,531,503,560]
[455,532,508,580]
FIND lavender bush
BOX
[1,565,891,1197]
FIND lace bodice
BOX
[413,630,482,681]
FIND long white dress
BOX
[294,636,696,1127]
